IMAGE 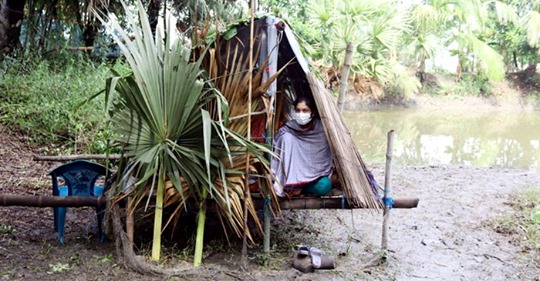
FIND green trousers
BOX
[303,176,332,196]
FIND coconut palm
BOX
[98,0,275,264]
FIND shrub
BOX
[0,54,115,153]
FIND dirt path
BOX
[245,164,540,281]
[1,123,539,280]
[364,165,540,280]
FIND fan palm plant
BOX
[309,0,420,98]
[97,0,275,264]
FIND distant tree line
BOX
[1,0,539,96]
[0,0,244,58]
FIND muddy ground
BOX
[1,95,540,280]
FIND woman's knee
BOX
[316,176,332,194]
[307,176,332,195]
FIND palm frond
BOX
[458,33,505,81]
[410,3,439,29]
[525,11,540,48]
[490,1,519,24]
[98,0,279,258]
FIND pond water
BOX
[344,109,540,171]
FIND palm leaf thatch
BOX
[194,20,286,212]
[201,16,382,210]
[308,73,382,209]
[97,0,275,262]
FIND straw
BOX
[307,73,382,209]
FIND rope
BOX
[383,196,394,209]
[263,196,271,209]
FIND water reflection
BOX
[344,109,540,171]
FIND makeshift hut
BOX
[0,5,417,275]
[195,15,382,209]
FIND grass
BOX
[0,53,126,154]
[252,245,286,269]
[494,187,540,266]
[0,225,16,234]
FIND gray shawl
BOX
[271,118,333,188]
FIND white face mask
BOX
[294,112,312,126]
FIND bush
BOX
[456,73,491,96]
[0,54,115,154]
[416,71,493,97]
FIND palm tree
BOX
[99,0,275,264]
[485,0,540,72]
[407,0,505,81]
[309,0,420,98]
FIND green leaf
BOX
[532,207,540,223]
[223,26,238,40]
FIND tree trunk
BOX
[151,169,166,261]
[416,58,426,83]
[337,42,354,112]
[81,0,95,49]
[0,0,27,54]
[0,2,8,53]
[41,0,58,52]
[22,0,39,54]
[83,24,98,49]
[147,0,162,35]
[525,60,537,75]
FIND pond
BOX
[344,108,540,171]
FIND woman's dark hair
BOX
[293,96,318,115]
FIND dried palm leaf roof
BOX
[208,16,382,209]
[308,73,382,209]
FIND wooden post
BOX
[263,101,274,253]
[263,196,271,252]
[126,196,134,247]
[242,0,256,265]
[337,42,354,112]
[381,130,395,254]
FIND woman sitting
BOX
[271,96,333,197]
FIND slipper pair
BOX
[296,245,323,268]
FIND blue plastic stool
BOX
[50,160,108,244]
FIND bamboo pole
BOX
[337,42,354,112]
[114,196,418,213]
[33,154,121,161]
[229,110,266,121]
[252,196,418,210]
[263,196,271,252]
[263,88,275,252]
[263,95,274,253]
[242,0,256,265]
[381,130,395,254]
[0,194,106,207]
